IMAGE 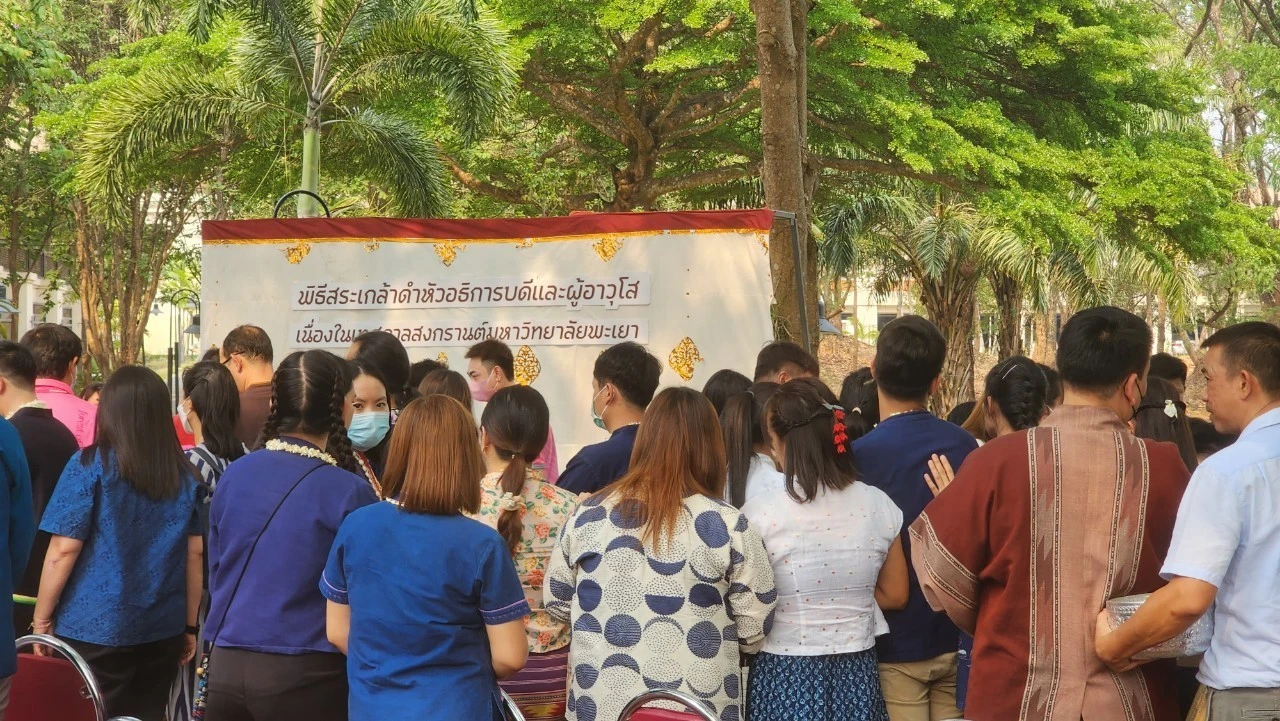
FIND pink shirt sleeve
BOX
[537,424,559,484]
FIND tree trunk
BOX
[1031,313,1051,363]
[300,105,321,218]
[920,279,975,415]
[1156,296,1167,353]
[753,0,811,346]
[992,273,1023,358]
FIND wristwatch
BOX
[185,624,200,636]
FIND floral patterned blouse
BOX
[468,470,580,654]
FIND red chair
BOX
[619,689,719,721]
[8,634,121,721]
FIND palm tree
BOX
[79,0,514,216]
[817,193,914,333]
[850,188,1038,413]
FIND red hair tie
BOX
[824,403,849,454]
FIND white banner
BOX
[289,316,648,347]
[291,273,651,310]
[202,213,775,460]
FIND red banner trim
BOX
[202,209,776,243]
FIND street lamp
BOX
[164,288,200,406]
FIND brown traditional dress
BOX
[910,406,1191,721]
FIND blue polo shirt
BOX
[557,424,639,495]
[40,449,198,648]
[206,440,377,654]
[0,419,32,678]
[852,410,978,663]
[321,503,529,720]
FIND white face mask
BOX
[178,400,194,436]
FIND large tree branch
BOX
[1185,0,1217,56]
[653,60,753,126]
[1237,0,1280,44]
[641,162,760,201]
[525,78,630,144]
[657,76,761,135]
[442,153,528,205]
[816,156,971,192]
[610,15,664,69]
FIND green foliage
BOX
[77,0,515,217]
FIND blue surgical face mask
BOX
[348,412,391,452]
[590,387,608,431]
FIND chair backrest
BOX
[619,690,719,721]
[500,689,527,721]
[9,635,105,721]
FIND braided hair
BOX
[971,356,1048,440]
[258,350,361,476]
[480,386,550,556]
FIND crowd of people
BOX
[0,307,1269,721]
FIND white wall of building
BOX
[0,270,82,341]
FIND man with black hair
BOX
[914,307,1189,721]
[0,341,77,634]
[557,342,662,495]
[20,324,95,448]
[1098,321,1280,720]
[465,339,559,483]
[753,341,819,383]
[851,315,978,720]
[1149,352,1190,397]
[221,325,274,447]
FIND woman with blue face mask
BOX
[347,360,392,496]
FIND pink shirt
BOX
[35,379,97,448]
[535,424,560,484]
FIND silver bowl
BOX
[1105,593,1213,660]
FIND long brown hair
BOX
[600,387,726,549]
[1134,377,1198,472]
[481,386,550,555]
[381,396,484,514]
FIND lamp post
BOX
[164,288,200,407]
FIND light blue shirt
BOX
[1161,406,1280,690]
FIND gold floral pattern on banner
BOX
[434,241,465,266]
[364,240,380,252]
[436,352,449,367]
[516,237,534,249]
[592,236,622,262]
[667,337,704,382]
[756,232,769,253]
[284,242,311,264]
[513,345,541,385]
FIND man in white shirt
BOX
[1096,321,1280,719]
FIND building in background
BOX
[0,250,83,342]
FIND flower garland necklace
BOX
[5,399,47,420]
[265,438,337,466]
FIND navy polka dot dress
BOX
[544,493,778,721]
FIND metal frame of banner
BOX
[772,210,811,354]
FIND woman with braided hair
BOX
[466,386,579,720]
[204,350,377,721]
[925,355,1049,714]
[929,355,1050,494]
[742,377,908,721]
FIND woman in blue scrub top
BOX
[322,394,529,721]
